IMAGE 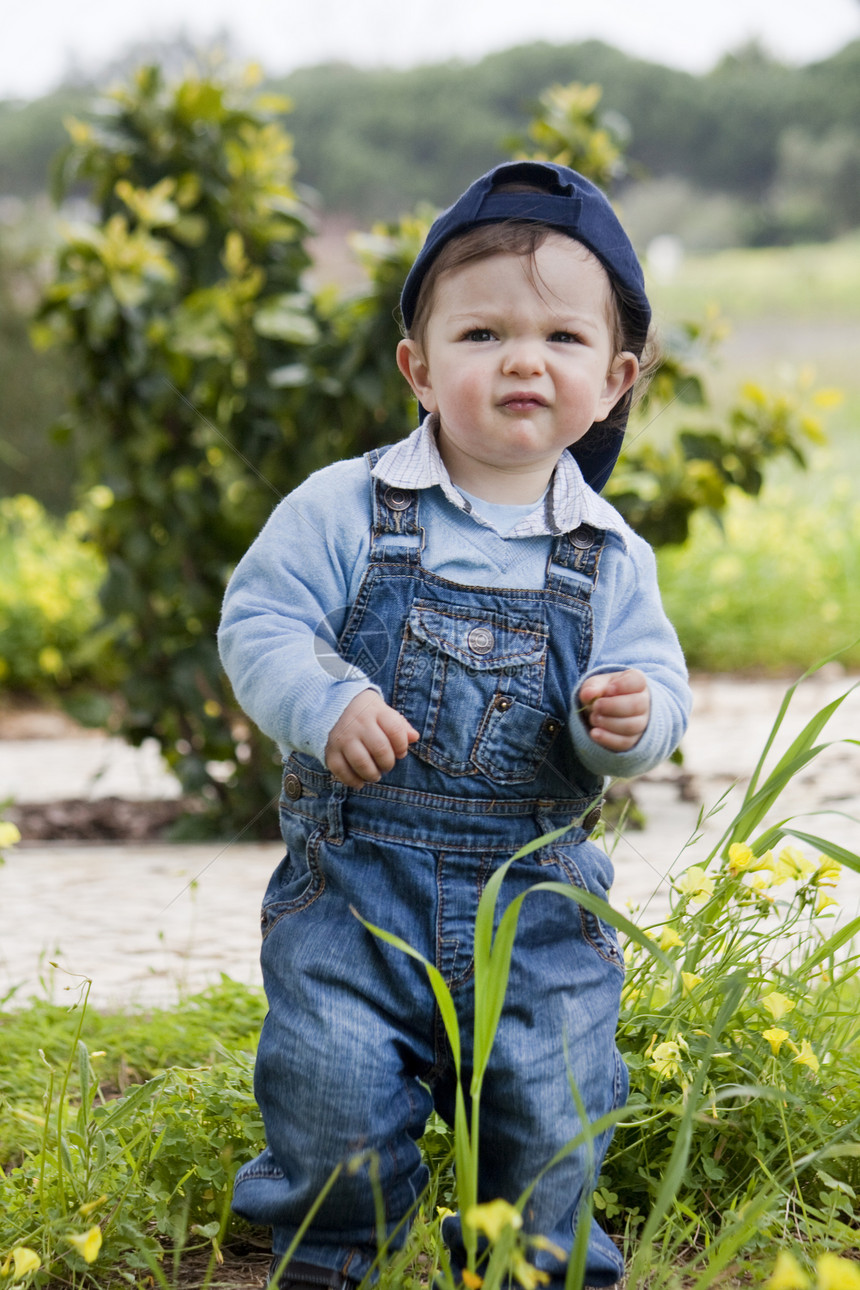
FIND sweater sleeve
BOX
[217,459,376,762]
[567,529,691,779]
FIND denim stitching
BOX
[538,850,625,974]
[260,826,327,939]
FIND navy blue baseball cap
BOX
[400,161,651,492]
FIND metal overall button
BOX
[283,773,303,801]
[582,805,602,833]
[494,694,513,712]
[383,487,411,511]
[467,625,495,655]
[570,525,594,549]
[544,717,561,735]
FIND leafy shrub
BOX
[0,494,111,691]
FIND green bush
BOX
[32,65,327,829]
[0,494,111,692]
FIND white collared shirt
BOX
[370,418,628,546]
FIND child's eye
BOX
[462,328,495,342]
[549,330,582,344]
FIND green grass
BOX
[648,233,860,323]
[1,678,859,1287]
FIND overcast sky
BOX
[4,0,860,100]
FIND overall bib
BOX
[232,455,628,1288]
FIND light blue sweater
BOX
[219,429,691,785]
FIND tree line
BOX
[1,37,860,241]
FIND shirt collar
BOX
[371,417,629,546]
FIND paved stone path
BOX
[1,673,857,1009]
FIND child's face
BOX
[397,232,638,502]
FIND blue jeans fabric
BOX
[232,465,628,1287]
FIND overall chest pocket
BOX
[392,600,562,782]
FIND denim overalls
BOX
[232,453,628,1288]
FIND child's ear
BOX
[396,339,438,413]
[595,351,639,421]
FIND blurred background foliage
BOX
[0,43,857,833]
[3,38,859,231]
[3,37,859,508]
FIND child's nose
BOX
[501,339,545,377]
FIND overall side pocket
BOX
[260,823,326,939]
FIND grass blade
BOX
[800,915,860,972]
[752,824,860,874]
[528,881,677,976]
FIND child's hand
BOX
[578,669,650,752]
[325,691,419,789]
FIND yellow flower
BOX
[462,1271,484,1289]
[38,645,64,676]
[728,842,755,872]
[658,926,685,951]
[0,821,22,849]
[815,891,839,915]
[729,843,777,875]
[761,991,796,1021]
[465,1199,522,1242]
[814,856,842,888]
[762,1027,790,1055]
[78,1194,108,1217]
[792,1039,819,1074]
[649,1040,685,1081]
[681,971,703,994]
[775,845,816,884]
[816,1252,860,1290]
[66,1226,103,1263]
[511,1252,551,1289]
[530,1236,567,1259]
[748,872,776,896]
[436,1206,455,1220]
[764,1249,810,1289]
[87,484,115,510]
[674,866,715,903]
[1,1247,42,1279]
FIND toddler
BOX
[219,160,692,1289]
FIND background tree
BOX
[34,64,324,830]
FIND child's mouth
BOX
[500,393,548,411]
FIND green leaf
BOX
[253,295,320,344]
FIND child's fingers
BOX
[591,691,650,723]
[580,668,647,704]
[326,747,371,789]
[583,672,650,752]
[587,724,642,752]
[591,705,648,731]
[329,737,392,787]
[377,707,419,759]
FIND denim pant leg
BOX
[232,831,437,1283]
[441,845,627,1288]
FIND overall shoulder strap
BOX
[545,523,607,596]
[365,449,422,561]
